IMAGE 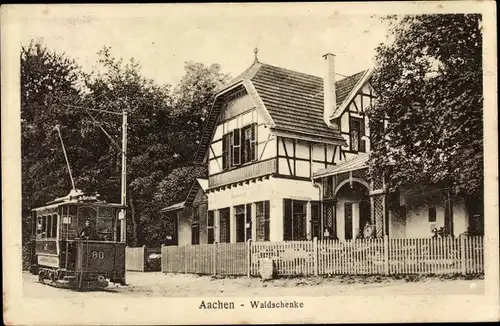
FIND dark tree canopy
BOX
[367,14,483,196]
[21,41,230,251]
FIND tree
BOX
[21,41,231,250]
[367,14,483,196]
[170,61,231,159]
[21,40,85,247]
[82,47,175,246]
[142,165,207,247]
[142,62,230,247]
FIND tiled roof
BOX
[194,61,368,163]
[251,64,366,141]
[313,153,369,178]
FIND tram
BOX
[29,189,127,290]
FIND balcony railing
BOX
[209,158,277,188]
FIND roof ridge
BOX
[258,62,369,84]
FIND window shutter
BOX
[222,134,228,170]
[242,126,251,164]
[207,211,214,244]
[232,128,241,166]
[251,123,257,161]
[283,199,293,240]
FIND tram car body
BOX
[29,190,126,290]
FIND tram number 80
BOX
[91,251,105,259]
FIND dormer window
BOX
[349,117,365,152]
[222,123,257,170]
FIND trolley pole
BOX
[120,110,128,243]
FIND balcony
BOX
[208,158,277,188]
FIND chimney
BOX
[322,53,336,126]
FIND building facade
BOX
[161,53,484,244]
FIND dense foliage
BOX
[21,41,230,252]
[367,14,483,196]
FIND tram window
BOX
[41,216,47,239]
[69,205,77,216]
[36,216,43,239]
[51,214,58,238]
[97,207,113,241]
[47,215,53,238]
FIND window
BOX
[256,201,270,241]
[190,205,201,245]
[311,202,321,239]
[232,129,241,166]
[222,133,232,170]
[323,176,334,198]
[207,211,215,244]
[222,123,257,170]
[245,204,252,241]
[51,214,58,238]
[41,215,47,239]
[283,199,307,241]
[47,215,53,238]
[219,208,230,243]
[192,205,200,223]
[242,124,257,164]
[235,205,246,242]
[323,202,336,239]
[428,207,437,222]
[350,117,365,152]
[191,224,200,245]
[36,216,43,239]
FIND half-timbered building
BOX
[171,51,483,244]
[192,53,371,243]
[311,56,484,241]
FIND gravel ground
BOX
[22,272,484,298]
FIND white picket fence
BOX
[161,235,484,277]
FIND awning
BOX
[158,201,185,213]
[313,153,369,179]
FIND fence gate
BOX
[126,246,145,272]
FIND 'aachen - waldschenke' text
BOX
[198,300,304,309]
[250,300,304,309]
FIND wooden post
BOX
[160,244,164,273]
[184,245,187,274]
[313,237,318,276]
[142,245,146,272]
[383,235,389,275]
[460,234,466,275]
[247,239,252,277]
[120,110,128,243]
[213,242,218,275]
[125,245,129,272]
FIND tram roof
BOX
[31,190,125,211]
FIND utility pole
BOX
[120,110,128,243]
[64,103,128,243]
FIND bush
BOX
[145,252,162,271]
[22,244,31,271]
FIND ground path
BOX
[23,272,483,298]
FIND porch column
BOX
[306,201,312,240]
[322,199,337,239]
[372,194,386,238]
